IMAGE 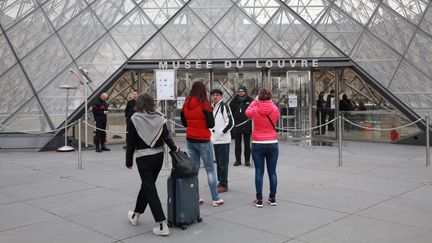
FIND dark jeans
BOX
[134,152,165,222]
[251,143,278,200]
[234,132,251,163]
[94,120,107,145]
[213,143,230,187]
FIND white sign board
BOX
[177,97,186,109]
[155,69,175,100]
[288,95,297,108]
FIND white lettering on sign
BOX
[157,59,320,69]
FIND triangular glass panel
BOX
[189,0,233,29]
[285,0,330,26]
[237,0,280,26]
[264,6,311,56]
[333,0,379,26]
[76,34,127,88]
[58,8,106,59]
[0,64,33,124]
[0,97,51,133]
[316,6,363,55]
[161,6,210,57]
[187,31,236,59]
[389,60,432,93]
[368,5,416,55]
[382,0,427,25]
[22,35,73,92]
[6,8,55,59]
[0,0,38,30]
[241,31,289,58]
[140,0,185,28]
[295,31,345,58]
[0,33,17,76]
[352,32,401,88]
[420,5,432,37]
[405,31,432,79]
[42,0,88,30]
[213,5,261,57]
[91,0,136,29]
[38,64,85,127]
[110,7,158,57]
[132,32,181,60]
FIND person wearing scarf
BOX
[125,93,178,236]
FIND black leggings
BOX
[134,152,165,222]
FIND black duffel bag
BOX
[169,150,198,178]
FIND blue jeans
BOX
[251,143,278,200]
[213,143,230,187]
[187,141,220,201]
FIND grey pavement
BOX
[1,139,432,243]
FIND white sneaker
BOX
[153,221,170,236]
[127,211,139,226]
[212,199,224,207]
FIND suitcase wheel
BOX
[197,217,202,223]
[181,225,187,230]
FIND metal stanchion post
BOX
[338,116,342,167]
[426,116,430,167]
[78,119,83,169]
[57,84,77,152]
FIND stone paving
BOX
[1,139,432,243]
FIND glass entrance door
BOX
[287,71,312,138]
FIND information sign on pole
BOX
[155,69,175,100]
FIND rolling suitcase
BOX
[167,176,202,230]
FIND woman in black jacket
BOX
[125,93,178,236]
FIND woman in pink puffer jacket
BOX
[245,88,280,208]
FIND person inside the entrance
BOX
[92,92,110,152]
[181,81,224,207]
[210,88,234,193]
[326,89,335,131]
[123,90,138,149]
[229,85,253,166]
[316,91,326,135]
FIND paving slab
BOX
[0,202,56,231]
[211,200,348,238]
[281,185,390,214]
[297,215,432,243]
[0,218,115,243]
[358,197,432,230]
[122,216,290,243]
[0,140,431,243]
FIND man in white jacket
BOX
[210,89,234,193]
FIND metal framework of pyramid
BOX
[0,0,431,135]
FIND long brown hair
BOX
[188,81,207,103]
[134,93,155,113]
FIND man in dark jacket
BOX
[92,93,110,152]
[123,90,138,149]
[229,85,253,166]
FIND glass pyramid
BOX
[0,0,431,137]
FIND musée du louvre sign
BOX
[158,59,319,69]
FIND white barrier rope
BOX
[0,121,78,134]
[343,117,423,131]
[83,121,127,134]
[278,118,337,132]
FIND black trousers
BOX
[94,120,107,145]
[134,152,165,222]
[234,132,251,163]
